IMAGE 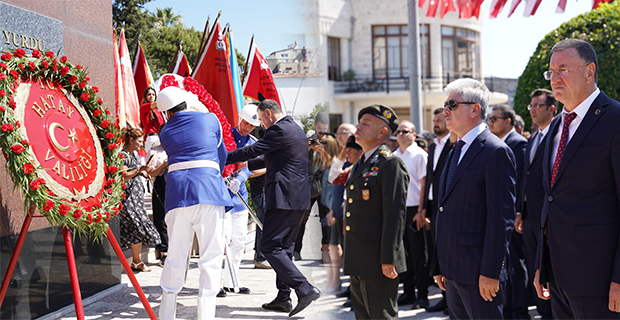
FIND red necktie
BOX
[550,112,576,188]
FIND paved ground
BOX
[42,215,540,320]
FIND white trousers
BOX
[160,204,225,301]
[222,209,248,288]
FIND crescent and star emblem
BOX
[49,122,78,152]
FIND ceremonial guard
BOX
[344,104,409,319]
[220,104,261,296]
[156,86,233,320]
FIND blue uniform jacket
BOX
[159,111,233,212]
[228,128,256,213]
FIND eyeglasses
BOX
[444,100,477,111]
[396,130,411,135]
[488,116,507,123]
[543,64,590,80]
[527,103,547,110]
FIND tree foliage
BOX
[301,103,330,133]
[514,2,620,129]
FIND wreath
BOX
[0,48,124,240]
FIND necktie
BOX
[550,112,577,188]
[445,140,465,191]
[353,154,366,174]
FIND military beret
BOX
[346,136,362,150]
[358,104,399,133]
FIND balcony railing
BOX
[333,74,409,94]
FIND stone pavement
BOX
[42,215,540,320]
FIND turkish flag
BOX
[242,43,282,106]
[172,52,192,78]
[489,0,509,17]
[507,0,523,17]
[440,0,457,17]
[426,0,440,17]
[192,22,238,128]
[523,0,543,16]
[133,41,155,105]
[457,0,473,18]
[113,30,124,127]
[118,29,141,128]
[472,0,485,17]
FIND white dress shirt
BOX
[458,122,487,164]
[394,143,428,207]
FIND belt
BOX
[168,160,220,173]
[147,133,158,137]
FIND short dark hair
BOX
[168,101,187,114]
[257,99,282,114]
[551,38,598,83]
[514,114,525,130]
[530,88,557,113]
[433,107,444,115]
[492,104,516,127]
[314,111,329,125]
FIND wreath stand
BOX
[0,206,157,320]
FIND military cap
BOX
[358,104,399,133]
[345,135,362,150]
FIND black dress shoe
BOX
[289,287,321,316]
[262,299,293,312]
[397,293,416,305]
[223,287,251,294]
[335,286,351,298]
[411,297,429,309]
[425,297,448,312]
[217,288,227,298]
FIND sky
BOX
[144,0,594,79]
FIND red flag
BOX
[118,29,141,128]
[507,0,523,17]
[472,0,485,17]
[440,0,457,17]
[172,51,192,78]
[133,40,155,104]
[192,22,238,128]
[242,43,282,106]
[113,30,123,126]
[457,0,473,18]
[489,0,509,17]
[419,0,427,9]
[426,0,440,17]
[556,0,568,12]
[523,0,543,16]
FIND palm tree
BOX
[153,7,181,27]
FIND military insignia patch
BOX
[371,154,379,164]
[362,189,370,201]
[380,150,392,158]
[383,109,392,119]
[371,167,379,172]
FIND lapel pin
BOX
[595,109,601,115]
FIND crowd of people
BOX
[113,37,620,320]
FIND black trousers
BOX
[294,196,330,253]
[504,231,530,319]
[447,279,505,319]
[350,274,399,320]
[262,208,313,301]
[548,271,620,319]
[522,205,552,318]
[402,206,433,298]
[152,175,168,253]
[251,191,266,261]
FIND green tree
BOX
[154,7,182,27]
[141,25,202,78]
[300,103,330,133]
[236,48,247,78]
[514,2,620,129]
[113,0,154,62]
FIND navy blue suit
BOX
[226,115,313,301]
[537,92,620,319]
[502,131,530,319]
[517,130,552,318]
[433,128,516,319]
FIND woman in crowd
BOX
[139,87,165,154]
[120,128,161,272]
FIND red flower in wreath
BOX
[108,143,117,150]
[60,66,69,76]
[41,60,49,69]
[21,139,29,147]
[46,189,55,196]
[1,123,14,132]
[0,63,6,69]
[7,100,16,109]
[60,56,67,63]
[105,132,114,139]
[86,213,93,225]
[0,73,6,81]
[92,86,99,93]
[45,51,54,58]
[76,65,83,70]
[15,121,20,128]
[58,204,71,216]
[73,209,82,220]
[17,63,24,71]
[28,61,35,71]
[94,212,102,223]
[43,199,54,211]
[121,182,126,189]
[103,211,111,222]
[29,179,42,190]
[80,92,90,101]
[22,163,34,175]
[1,52,11,61]
[97,98,103,104]
[0,106,5,112]
[108,166,118,173]
[31,49,42,58]
[11,144,24,154]
[101,120,109,129]
[78,81,86,89]
[14,49,25,58]
[93,109,102,117]
[68,75,77,84]
[9,70,17,79]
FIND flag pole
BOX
[241,34,254,84]
[167,40,182,73]
[133,33,142,73]
[194,16,210,68]
[193,12,221,78]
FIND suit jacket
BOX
[226,116,310,211]
[421,138,453,216]
[516,130,549,227]
[504,130,527,197]
[343,144,409,276]
[537,91,620,296]
[432,129,516,284]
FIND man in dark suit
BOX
[421,107,453,314]
[515,89,556,319]
[226,99,320,317]
[432,78,516,319]
[488,104,529,319]
[343,104,409,319]
[534,38,620,319]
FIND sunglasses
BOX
[444,100,477,111]
[396,130,411,135]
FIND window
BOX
[441,26,481,83]
[372,24,430,80]
[327,37,341,81]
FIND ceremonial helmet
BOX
[239,104,260,126]
[157,86,188,112]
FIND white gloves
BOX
[227,178,241,194]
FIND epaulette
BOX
[379,150,392,158]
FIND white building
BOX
[273,0,508,132]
